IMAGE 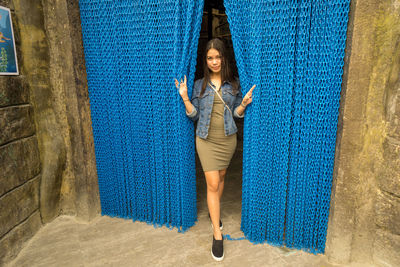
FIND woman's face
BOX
[206,48,222,74]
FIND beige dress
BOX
[196,88,237,172]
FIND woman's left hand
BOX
[242,84,256,107]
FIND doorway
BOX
[194,0,244,236]
[78,0,350,253]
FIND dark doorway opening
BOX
[194,0,243,231]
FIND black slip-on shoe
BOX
[208,213,223,230]
[211,235,224,261]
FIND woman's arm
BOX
[233,89,245,118]
[186,80,200,121]
[234,101,246,117]
[175,76,200,121]
[183,98,194,114]
[233,84,256,118]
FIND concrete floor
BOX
[6,138,369,267]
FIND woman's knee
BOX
[207,180,219,192]
[205,171,220,192]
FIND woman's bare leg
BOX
[205,170,223,240]
[218,169,227,200]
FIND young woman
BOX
[174,38,255,261]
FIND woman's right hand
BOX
[174,75,188,99]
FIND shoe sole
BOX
[211,223,223,231]
[211,248,224,261]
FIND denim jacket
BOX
[186,78,244,139]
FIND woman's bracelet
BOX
[240,102,247,108]
[183,98,190,102]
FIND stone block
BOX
[0,76,29,107]
[373,229,400,267]
[0,105,35,145]
[0,211,42,266]
[375,190,400,235]
[0,176,40,237]
[0,136,41,196]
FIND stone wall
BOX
[326,0,400,266]
[0,1,43,264]
[0,0,100,265]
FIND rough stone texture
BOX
[0,77,29,107]
[0,105,35,145]
[375,191,400,236]
[0,136,40,196]
[41,0,100,221]
[0,176,40,238]
[0,0,100,265]
[379,139,400,197]
[325,0,364,263]
[40,0,75,217]
[4,0,100,225]
[373,230,400,267]
[65,0,100,222]
[379,34,400,197]
[384,39,400,142]
[0,2,44,267]
[0,211,42,266]
[13,0,66,223]
[327,0,400,266]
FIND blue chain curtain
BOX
[79,0,350,253]
[79,0,204,231]
[225,0,350,253]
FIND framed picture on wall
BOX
[0,6,18,75]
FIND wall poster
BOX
[0,6,18,75]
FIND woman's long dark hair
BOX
[200,38,238,96]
